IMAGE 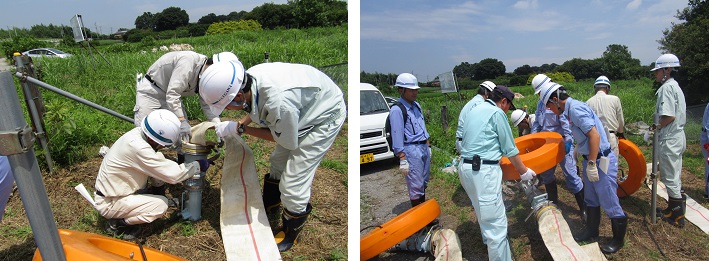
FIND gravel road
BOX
[360,159,436,261]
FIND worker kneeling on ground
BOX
[199,60,346,252]
[539,81,627,254]
[93,109,211,239]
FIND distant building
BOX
[430,79,440,87]
[111,29,129,40]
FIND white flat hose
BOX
[536,206,607,261]
[646,163,709,234]
[220,134,281,260]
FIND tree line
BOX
[0,0,347,42]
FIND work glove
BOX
[565,141,572,154]
[520,168,536,181]
[210,117,221,124]
[196,159,210,173]
[587,162,600,182]
[179,120,191,143]
[215,121,239,138]
[399,159,410,176]
[428,146,432,157]
[616,132,625,139]
[643,131,652,144]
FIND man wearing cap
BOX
[459,85,537,260]
[530,74,584,221]
[456,81,496,153]
[539,82,627,254]
[199,61,346,252]
[389,73,432,208]
[586,76,625,156]
[94,109,210,239]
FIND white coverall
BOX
[94,128,202,225]
[587,90,625,156]
[245,62,346,214]
[134,51,218,127]
[655,78,686,199]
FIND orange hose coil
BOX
[360,199,441,260]
[33,229,187,261]
[500,132,565,180]
[616,139,646,197]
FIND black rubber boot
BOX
[263,173,282,221]
[106,218,140,240]
[601,215,628,254]
[411,195,425,208]
[275,204,312,252]
[574,189,586,223]
[662,194,686,227]
[545,181,558,204]
[574,206,600,242]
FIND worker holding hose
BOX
[199,60,346,252]
[539,81,627,254]
[459,85,536,261]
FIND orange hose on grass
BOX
[360,199,441,261]
[617,139,646,197]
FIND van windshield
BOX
[360,90,389,115]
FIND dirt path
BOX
[0,58,12,71]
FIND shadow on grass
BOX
[0,236,36,261]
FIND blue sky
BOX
[361,0,688,82]
[1,0,287,35]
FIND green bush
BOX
[525,71,576,85]
[0,36,44,59]
[206,20,263,35]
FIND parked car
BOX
[360,83,395,164]
[22,48,72,58]
[384,96,397,108]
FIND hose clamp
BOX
[0,125,35,156]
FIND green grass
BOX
[179,222,197,236]
[15,25,346,167]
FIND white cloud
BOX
[626,0,642,11]
[513,0,538,10]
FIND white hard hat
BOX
[141,109,181,146]
[539,81,562,104]
[531,74,551,94]
[651,54,680,71]
[510,109,527,127]
[479,81,496,92]
[213,52,239,63]
[594,76,611,88]
[395,73,420,89]
[199,60,247,117]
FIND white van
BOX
[360,83,395,164]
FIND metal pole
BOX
[650,123,659,224]
[0,71,66,260]
[14,72,134,124]
[13,54,56,175]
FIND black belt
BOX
[96,190,105,197]
[405,140,428,145]
[609,131,616,133]
[463,158,499,165]
[457,138,462,141]
[582,148,612,160]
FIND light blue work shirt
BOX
[655,78,686,140]
[456,94,485,139]
[533,99,573,143]
[460,100,519,160]
[390,97,430,155]
[563,98,611,156]
[702,103,709,144]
